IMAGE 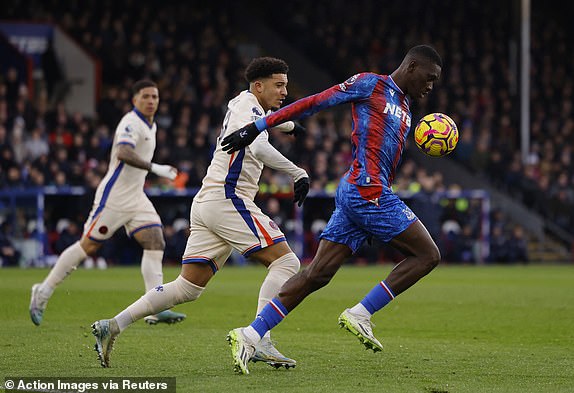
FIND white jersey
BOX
[195,90,306,202]
[94,110,157,211]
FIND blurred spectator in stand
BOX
[163,218,190,265]
[97,86,123,127]
[505,225,529,264]
[52,219,81,255]
[0,219,20,266]
[262,197,287,229]
[453,120,473,169]
[42,38,64,104]
[549,189,572,232]
[408,172,442,249]
[488,225,508,263]
[532,174,551,217]
[469,134,490,175]
[4,67,20,115]
[23,127,50,162]
[26,164,46,187]
[440,220,461,262]
[456,224,476,263]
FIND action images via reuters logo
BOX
[3,377,176,393]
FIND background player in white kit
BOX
[91,57,310,369]
[30,80,186,326]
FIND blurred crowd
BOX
[1,0,246,191]
[1,0,544,266]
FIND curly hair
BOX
[244,57,289,82]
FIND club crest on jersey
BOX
[252,107,262,116]
[339,74,360,91]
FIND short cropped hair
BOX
[407,45,443,68]
[132,80,157,96]
[244,57,289,83]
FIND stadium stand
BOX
[1,0,570,265]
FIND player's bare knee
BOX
[79,239,100,256]
[134,227,166,250]
[154,236,166,250]
[142,237,165,251]
[424,245,441,271]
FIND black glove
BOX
[221,122,259,154]
[284,122,306,138]
[293,177,310,207]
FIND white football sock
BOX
[349,302,372,317]
[257,253,299,340]
[141,249,164,291]
[114,275,203,331]
[243,326,262,344]
[257,252,300,315]
[41,241,87,296]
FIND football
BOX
[413,113,459,157]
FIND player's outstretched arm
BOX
[221,122,260,153]
[222,78,364,154]
[149,163,177,180]
[222,122,306,154]
[117,144,177,180]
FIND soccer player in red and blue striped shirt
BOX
[223,45,443,374]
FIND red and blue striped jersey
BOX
[259,73,412,196]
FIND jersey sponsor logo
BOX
[240,130,248,138]
[383,103,412,127]
[390,90,395,96]
[269,220,279,230]
[252,107,262,116]
[154,285,164,292]
[368,198,379,206]
[125,125,133,133]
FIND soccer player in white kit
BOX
[30,80,186,326]
[91,57,309,369]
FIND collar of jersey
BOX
[387,75,405,95]
[132,108,154,129]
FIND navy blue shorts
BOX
[320,179,418,253]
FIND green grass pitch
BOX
[1,264,573,393]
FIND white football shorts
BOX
[83,197,162,242]
[182,198,286,272]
